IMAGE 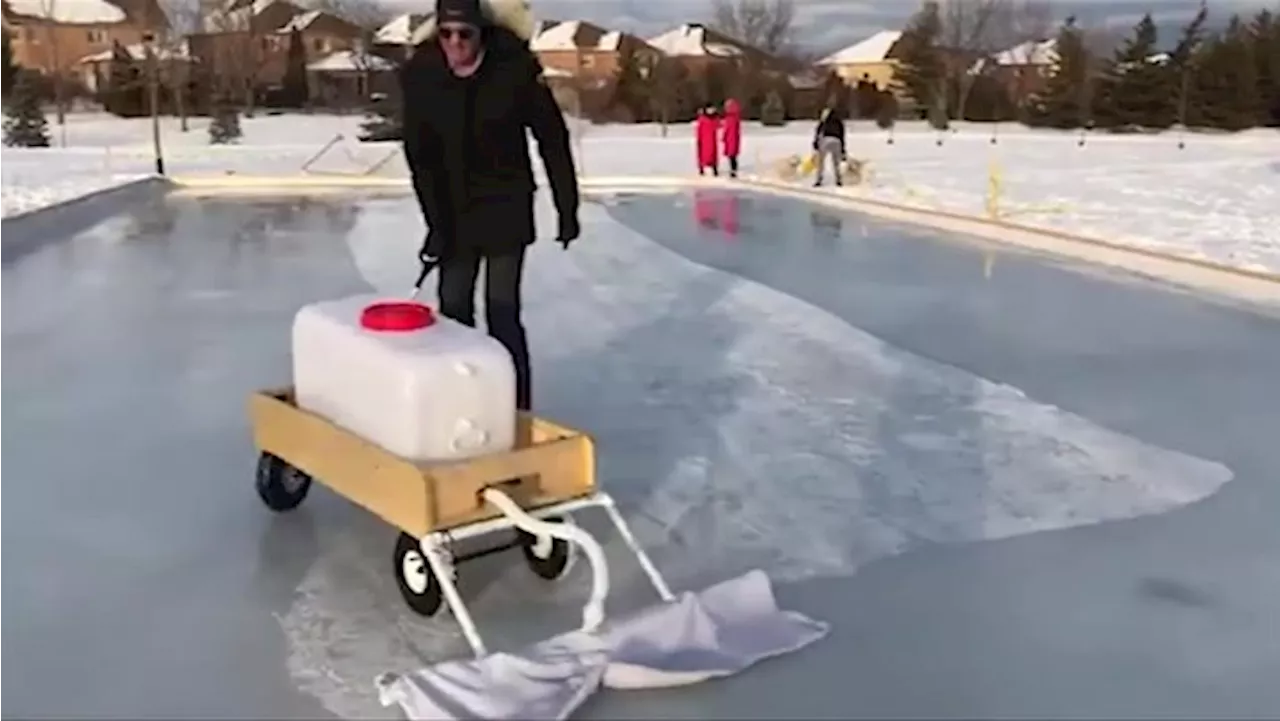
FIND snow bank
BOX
[3,112,1278,274]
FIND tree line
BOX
[891,0,1280,132]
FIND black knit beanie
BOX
[436,0,486,26]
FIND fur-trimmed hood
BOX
[409,0,537,46]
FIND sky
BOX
[376,0,1278,54]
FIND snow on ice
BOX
[275,195,1235,719]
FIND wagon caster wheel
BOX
[394,532,444,617]
[255,452,312,512]
[518,516,577,580]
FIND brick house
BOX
[189,0,363,102]
[530,20,660,81]
[645,22,775,76]
[3,0,168,85]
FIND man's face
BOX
[438,21,481,68]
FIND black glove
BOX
[420,227,449,264]
[556,213,581,250]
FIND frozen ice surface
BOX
[3,188,1280,719]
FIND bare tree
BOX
[936,0,1053,120]
[305,0,394,30]
[708,0,795,56]
[981,0,1054,120]
[158,0,201,130]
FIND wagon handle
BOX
[481,487,610,632]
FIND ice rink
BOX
[3,186,1278,718]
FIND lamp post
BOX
[143,31,165,175]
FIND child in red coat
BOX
[721,98,742,178]
[695,107,720,176]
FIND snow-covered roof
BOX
[529,19,626,52]
[647,23,744,58]
[307,49,394,72]
[78,39,192,63]
[991,38,1058,66]
[276,8,320,32]
[5,0,125,24]
[817,30,901,65]
[201,0,283,32]
[541,66,572,78]
[375,12,430,44]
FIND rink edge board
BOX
[1,176,169,267]
[249,387,596,538]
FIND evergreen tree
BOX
[4,69,51,147]
[609,48,650,122]
[891,0,945,116]
[208,94,243,144]
[1094,13,1174,129]
[2,28,17,101]
[1248,8,1280,126]
[760,89,786,126]
[103,41,146,117]
[282,28,309,108]
[1187,16,1259,130]
[1166,2,1209,128]
[1028,16,1092,128]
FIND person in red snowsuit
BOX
[695,107,720,176]
[721,98,742,178]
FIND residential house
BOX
[3,0,168,84]
[646,22,772,76]
[189,0,363,102]
[970,38,1057,105]
[372,11,429,60]
[75,37,192,93]
[530,20,660,82]
[815,29,902,91]
[307,47,395,107]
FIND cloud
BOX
[378,0,1276,49]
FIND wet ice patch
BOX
[277,196,1233,718]
[343,196,425,295]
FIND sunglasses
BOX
[438,25,477,41]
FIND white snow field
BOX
[274,193,1236,719]
[3,112,1278,273]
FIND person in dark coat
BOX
[811,106,847,187]
[399,0,580,412]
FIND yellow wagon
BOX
[248,386,674,658]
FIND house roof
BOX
[276,8,320,32]
[374,12,430,44]
[530,19,626,51]
[991,38,1058,66]
[307,48,394,72]
[4,0,126,24]
[646,23,746,58]
[816,30,901,65]
[78,39,192,63]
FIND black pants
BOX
[437,246,532,411]
[728,155,738,177]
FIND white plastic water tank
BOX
[292,293,517,462]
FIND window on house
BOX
[87,29,107,43]
[580,53,595,70]
[312,38,328,53]
[25,27,40,43]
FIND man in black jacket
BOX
[399,0,580,412]
[811,106,846,187]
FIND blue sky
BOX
[412,0,1275,53]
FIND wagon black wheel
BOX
[394,532,443,617]
[518,517,575,581]
[255,452,312,512]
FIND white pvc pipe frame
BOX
[419,489,677,659]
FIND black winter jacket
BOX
[399,27,579,256]
[813,111,846,151]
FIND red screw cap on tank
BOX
[360,301,436,331]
